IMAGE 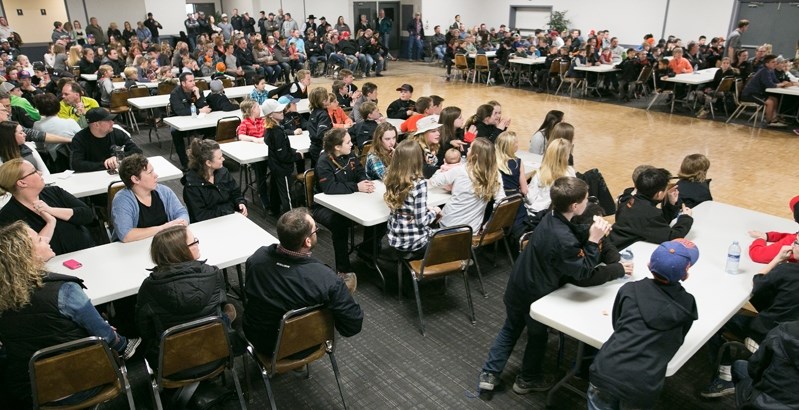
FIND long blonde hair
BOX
[537,138,572,187]
[495,131,518,175]
[0,158,24,195]
[66,45,83,67]
[467,138,500,201]
[384,139,424,210]
[0,221,45,313]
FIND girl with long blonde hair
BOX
[495,131,530,227]
[66,45,83,67]
[526,138,575,213]
[385,139,440,255]
[429,137,504,233]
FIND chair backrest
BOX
[359,141,372,166]
[733,79,744,104]
[303,169,315,208]
[29,337,123,406]
[273,305,334,366]
[215,116,241,143]
[548,59,562,75]
[195,79,209,91]
[637,65,653,83]
[128,86,150,99]
[478,194,523,243]
[221,78,234,88]
[109,89,129,109]
[717,76,735,93]
[417,225,473,278]
[106,181,126,230]
[158,81,176,95]
[519,230,533,253]
[475,54,489,70]
[70,66,80,76]
[111,75,124,83]
[454,54,468,69]
[158,317,231,381]
[558,60,570,77]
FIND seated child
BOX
[236,99,269,208]
[654,57,675,91]
[387,83,416,120]
[205,79,239,112]
[333,79,353,109]
[589,239,699,408]
[676,153,712,208]
[748,194,799,264]
[277,95,306,135]
[350,101,382,148]
[609,167,694,249]
[97,65,114,107]
[437,148,462,191]
[123,66,138,89]
[249,75,270,105]
[327,92,353,129]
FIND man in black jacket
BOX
[70,108,142,172]
[169,72,211,168]
[479,176,611,394]
[609,167,694,250]
[243,207,362,356]
[589,239,699,408]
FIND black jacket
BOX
[387,98,415,120]
[609,193,693,250]
[315,153,367,195]
[475,122,502,143]
[0,273,88,403]
[180,167,244,222]
[234,45,256,66]
[135,260,226,366]
[306,39,325,57]
[336,39,358,55]
[243,244,363,355]
[351,119,378,148]
[736,321,799,409]
[307,108,332,160]
[561,238,626,287]
[70,127,142,172]
[676,179,713,209]
[169,85,208,117]
[265,125,300,176]
[589,278,697,407]
[504,211,602,311]
[749,263,799,342]
[78,57,100,75]
[206,93,239,112]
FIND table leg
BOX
[372,230,386,292]
[546,338,587,407]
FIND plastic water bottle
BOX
[620,249,634,263]
[113,145,125,163]
[725,241,741,274]
[190,104,197,118]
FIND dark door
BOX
[193,3,216,18]
[735,1,799,57]
[353,2,378,34]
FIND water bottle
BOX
[190,104,197,118]
[620,249,634,263]
[725,241,741,274]
[113,145,125,163]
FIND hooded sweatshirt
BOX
[736,320,799,409]
[589,278,698,407]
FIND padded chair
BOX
[70,66,81,77]
[101,181,126,242]
[215,116,241,143]
[359,141,372,167]
[471,194,523,296]
[473,54,492,84]
[545,58,562,93]
[111,75,124,83]
[727,79,764,126]
[29,336,136,410]
[109,89,137,132]
[399,225,476,336]
[706,76,735,119]
[633,65,654,99]
[145,316,247,410]
[646,72,676,112]
[302,169,315,208]
[157,81,177,95]
[246,305,347,410]
[195,79,210,92]
[453,54,471,82]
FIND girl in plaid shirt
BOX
[365,122,397,181]
[385,139,441,256]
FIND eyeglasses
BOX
[187,238,200,247]
[18,168,40,181]
[308,227,319,238]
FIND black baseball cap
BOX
[396,84,414,92]
[86,107,117,123]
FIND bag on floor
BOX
[577,168,616,216]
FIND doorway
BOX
[352,1,400,51]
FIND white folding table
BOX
[43,156,182,198]
[574,65,621,97]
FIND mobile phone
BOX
[63,259,83,270]
[107,169,118,175]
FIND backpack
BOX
[577,168,616,216]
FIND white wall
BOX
[65,0,86,26]
[664,0,736,43]
[83,0,147,30]
[144,0,191,36]
[4,0,69,43]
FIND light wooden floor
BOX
[313,61,797,220]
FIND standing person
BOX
[726,19,750,62]
[588,239,699,409]
[184,13,199,51]
[181,139,247,222]
[217,14,233,42]
[243,208,362,357]
[478,176,611,393]
[168,72,211,169]
[376,9,393,50]
[86,17,107,46]
[143,13,163,45]
[263,99,302,216]
[0,222,140,409]
[306,86,333,166]
[406,12,425,61]
[281,13,299,40]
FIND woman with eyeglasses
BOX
[0,120,49,174]
[0,159,95,254]
[135,225,236,369]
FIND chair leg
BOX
[461,270,476,325]
[397,259,403,301]
[470,248,487,298]
[412,277,426,336]
[228,367,249,410]
[236,264,247,304]
[646,93,660,110]
[327,352,348,410]
[150,379,164,410]
[503,237,514,267]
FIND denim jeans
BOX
[407,36,423,60]
[309,55,327,73]
[434,45,446,60]
[58,282,127,352]
[343,55,358,71]
[380,33,390,49]
[482,304,549,381]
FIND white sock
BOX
[719,365,732,382]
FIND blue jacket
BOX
[111,184,189,241]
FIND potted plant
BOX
[548,10,570,34]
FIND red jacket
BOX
[749,232,798,264]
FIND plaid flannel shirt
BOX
[387,178,437,252]
[365,152,387,181]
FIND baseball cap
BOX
[649,239,699,283]
[221,13,228,18]
[86,107,117,123]
[209,79,224,92]
[320,16,326,21]
[18,71,31,80]
[396,83,414,92]
[0,81,18,92]
[277,95,300,105]
[0,38,7,43]
[33,62,46,72]
[261,99,287,114]
[414,115,442,135]
[340,31,350,39]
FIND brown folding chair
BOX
[111,75,124,83]
[727,78,764,126]
[221,78,234,88]
[105,181,126,241]
[633,65,654,98]
[646,72,675,112]
[146,316,246,410]
[195,79,210,92]
[29,336,136,409]
[454,54,471,81]
[215,116,241,143]
[359,141,372,167]
[400,225,476,336]
[473,54,492,84]
[707,76,735,119]
[545,58,562,92]
[157,81,176,95]
[246,305,347,410]
[110,89,137,132]
[471,194,523,296]
[518,230,533,253]
[302,169,315,208]
[555,60,582,96]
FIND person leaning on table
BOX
[0,221,140,408]
[69,108,142,172]
[168,72,212,170]
[181,139,247,223]
[111,154,189,242]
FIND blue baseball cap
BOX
[649,239,699,283]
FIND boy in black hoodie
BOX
[588,239,699,409]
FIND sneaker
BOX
[479,371,499,391]
[696,108,708,119]
[338,272,357,294]
[375,73,383,77]
[768,121,788,127]
[122,337,141,360]
[700,377,735,398]
[793,128,799,136]
[513,375,555,394]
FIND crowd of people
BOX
[0,7,798,410]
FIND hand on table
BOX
[621,261,634,276]
[104,156,119,170]
[357,180,375,193]
[200,106,212,114]
[238,204,248,217]
[161,219,188,230]
[294,128,303,135]
[748,230,767,240]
